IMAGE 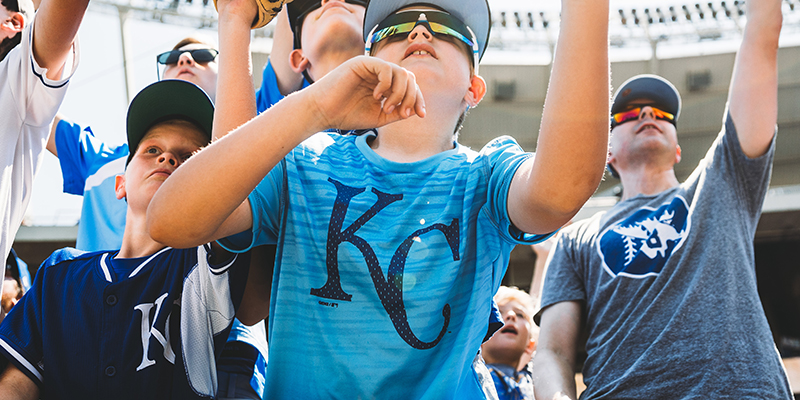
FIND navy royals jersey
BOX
[0,245,249,399]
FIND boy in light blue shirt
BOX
[149,0,612,397]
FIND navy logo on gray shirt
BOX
[597,196,690,278]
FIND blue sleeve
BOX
[218,161,284,253]
[255,60,311,114]
[55,119,129,196]
[483,136,557,245]
[255,61,285,114]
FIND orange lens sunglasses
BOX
[612,106,675,128]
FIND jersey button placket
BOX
[104,365,116,377]
[106,294,117,306]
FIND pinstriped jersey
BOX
[0,245,249,399]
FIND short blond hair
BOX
[494,286,538,339]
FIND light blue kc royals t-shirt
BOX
[221,132,552,399]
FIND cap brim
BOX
[126,80,214,163]
[363,0,491,60]
[611,74,682,119]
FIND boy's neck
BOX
[483,351,522,371]
[309,48,363,83]
[118,209,169,258]
[371,102,461,163]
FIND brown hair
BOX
[172,36,217,51]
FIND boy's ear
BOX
[675,144,682,164]
[464,74,486,108]
[114,174,127,200]
[524,338,537,356]
[7,13,24,32]
[289,49,310,75]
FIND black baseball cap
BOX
[288,0,368,50]
[363,0,492,61]
[126,80,214,165]
[611,74,682,122]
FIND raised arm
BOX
[728,0,782,158]
[31,0,89,80]
[147,51,425,248]
[507,0,610,235]
[213,0,258,140]
[532,301,583,400]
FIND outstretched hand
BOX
[302,56,427,132]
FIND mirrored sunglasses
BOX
[611,106,675,128]
[156,48,219,65]
[365,10,479,74]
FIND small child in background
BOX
[481,286,538,400]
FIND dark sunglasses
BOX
[611,106,676,128]
[365,10,479,74]
[156,48,219,66]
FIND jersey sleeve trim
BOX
[28,19,80,89]
[0,338,43,384]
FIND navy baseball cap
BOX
[126,80,214,165]
[288,0,368,49]
[611,74,682,121]
[363,0,491,61]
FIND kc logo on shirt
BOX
[597,196,690,278]
[311,178,458,350]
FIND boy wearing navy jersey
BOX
[149,0,611,397]
[0,80,263,400]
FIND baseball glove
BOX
[214,0,293,29]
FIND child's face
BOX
[116,121,207,212]
[482,300,535,361]
[162,43,219,101]
[370,7,474,96]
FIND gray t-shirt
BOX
[539,113,792,399]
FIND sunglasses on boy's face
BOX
[611,106,675,129]
[155,48,218,80]
[156,48,219,66]
[365,10,479,74]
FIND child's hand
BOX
[302,56,427,132]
